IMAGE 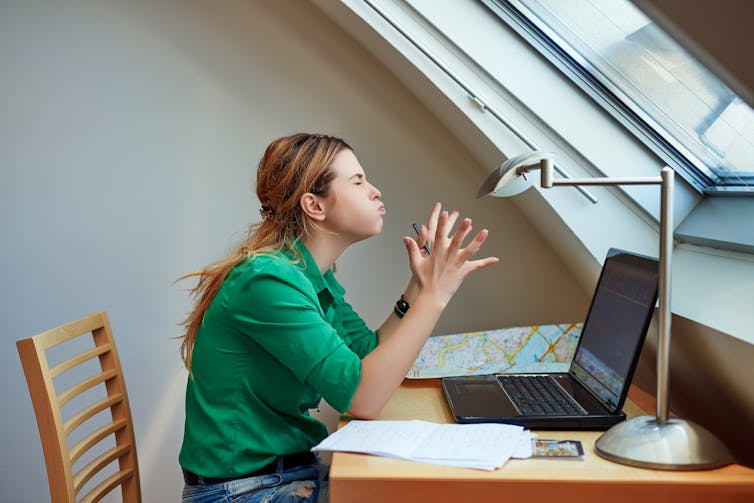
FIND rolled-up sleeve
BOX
[225,264,362,410]
[305,345,362,412]
[337,300,378,358]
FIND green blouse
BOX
[179,241,378,478]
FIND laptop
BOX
[442,248,659,429]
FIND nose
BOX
[369,182,381,200]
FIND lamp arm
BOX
[518,158,662,187]
[510,157,599,202]
[550,177,662,186]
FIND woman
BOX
[178,133,498,502]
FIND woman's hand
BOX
[402,203,457,303]
[351,203,498,419]
[413,202,457,258]
[404,202,499,308]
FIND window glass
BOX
[508,0,754,189]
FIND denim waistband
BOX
[182,452,317,486]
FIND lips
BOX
[378,204,386,215]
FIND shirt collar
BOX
[292,240,345,299]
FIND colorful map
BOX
[407,323,582,378]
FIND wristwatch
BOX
[394,294,409,318]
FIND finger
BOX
[433,210,450,252]
[449,218,473,254]
[458,228,490,262]
[465,256,500,273]
[418,225,431,254]
[427,202,441,235]
[445,211,460,237]
[438,211,459,238]
[403,236,423,269]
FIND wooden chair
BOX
[17,311,141,503]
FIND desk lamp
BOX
[477,152,733,469]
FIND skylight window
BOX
[488,0,754,193]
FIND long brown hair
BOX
[179,133,351,371]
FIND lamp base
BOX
[594,415,734,470]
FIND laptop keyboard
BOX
[498,375,587,415]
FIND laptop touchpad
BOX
[450,380,518,417]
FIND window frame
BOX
[482,0,754,195]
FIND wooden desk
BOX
[330,379,754,502]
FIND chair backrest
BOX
[17,311,141,503]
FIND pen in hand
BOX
[412,223,432,255]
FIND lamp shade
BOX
[476,151,554,198]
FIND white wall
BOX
[0,1,589,500]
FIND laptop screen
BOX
[570,250,659,411]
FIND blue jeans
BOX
[181,459,328,502]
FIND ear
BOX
[300,193,327,222]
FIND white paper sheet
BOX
[312,420,533,471]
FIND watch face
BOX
[395,296,409,318]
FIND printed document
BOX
[312,420,533,470]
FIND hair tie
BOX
[259,204,275,221]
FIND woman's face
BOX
[319,149,385,244]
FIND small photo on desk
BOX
[532,439,584,459]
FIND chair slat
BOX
[69,418,127,464]
[73,444,131,494]
[50,345,110,379]
[78,468,134,503]
[58,369,118,407]
[63,394,123,436]
[35,313,107,351]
